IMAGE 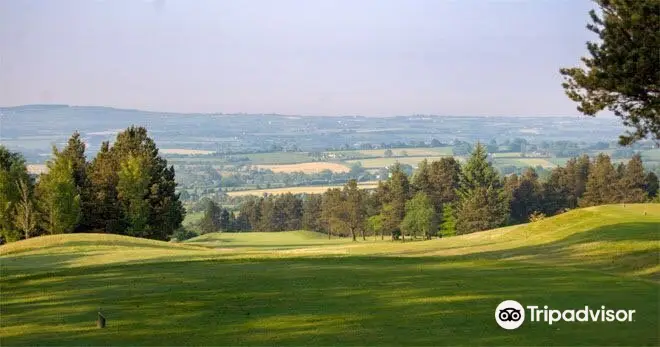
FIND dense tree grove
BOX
[221,144,659,239]
[0,127,184,243]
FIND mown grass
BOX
[1,204,658,346]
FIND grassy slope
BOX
[1,204,658,346]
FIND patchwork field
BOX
[345,156,454,169]
[257,162,350,173]
[226,181,380,196]
[1,204,658,345]
[160,149,215,155]
[493,157,556,168]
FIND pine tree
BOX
[645,172,659,199]
[384,163,410,241]
[456,143,508,234]
[439,203,457,237]
[37,149,81,234]
[117,155,151,236]
[343,179,366,241]
[509,168,543,223]
[87,141,123,232]
[0,146,30,241]
[199,199,221,234]
[617,154,648,203]
[14,177,38,239]
[580,154,619,206]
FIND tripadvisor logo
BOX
[495,300,636,330]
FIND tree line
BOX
[0,127,184,243]
[202,144,658,240]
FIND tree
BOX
[428,157,461,210]
[401,192,437,240]
[366,214,384,240]
[58,132,92,231]
[645,172,659,199]
[37,150,81,234]
[384,149,393,158]
[0,146,30,241]
[508,168,543,223]
[199,199,222,234]
[219,208,231,231]
[560,0,660,145]
[117,155,151,236]
[14,177,38,239]
[321,188,345,239]
[87,141,123,232]
[580,154,619,206]
[343,179,366,241]
[412,159,432,195]
[616,154,648,203]
[384,163,410,241]
[541,167,571,215]
[456,143,509,234]
[456,186,509,235]
[302,194,323,232]
[110,127,185,240]
[439,203,457,237]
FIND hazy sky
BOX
[0,0,597,116]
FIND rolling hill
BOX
[1,204,658,345]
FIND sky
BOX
[0,0,598,116]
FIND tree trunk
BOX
[351,228,356,241]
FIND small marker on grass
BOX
[97,308,106,328]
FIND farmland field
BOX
[160,149,215,155]
[1,204,658,345]
[346,156,454,169]
[257,162,350,173]
[493,157,556,168]
[332,147,453,158]
[226,182,380,196]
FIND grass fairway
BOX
[1,205,659,345]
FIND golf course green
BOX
[1,204,658,345]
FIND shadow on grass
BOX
[1,222,658,345]
[1,255,659,346]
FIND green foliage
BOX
[37,150,81,234]
[302,194,323,232]
[199,199,222,234]
[560,0,660,145]
[645,172,659,199]
[401,192,437,239]
[0,146,30,241]
[117,155,152,236]
[580,154,620,206]
[171,226,197,242]
[457,143,508,234]
[616,154,648,203]
[13,178,37,239]
[439,203,457,237]
[507,168,544,223]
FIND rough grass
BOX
[1,204,658,346]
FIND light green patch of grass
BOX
[1,204,659,345]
